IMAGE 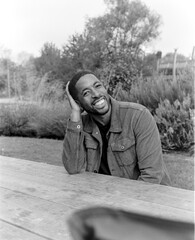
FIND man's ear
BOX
[75,100,84,113]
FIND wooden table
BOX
[0,156,194,240]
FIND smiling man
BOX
[62,70,171,185]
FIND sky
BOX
[0,0,195,61]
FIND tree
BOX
[90,0,161,92]
[34,42,61,78]
[141,52,162,77]
[62,0,161,94]
[61,32,104,78]
[0,57,18,97]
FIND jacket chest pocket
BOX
[85,137,99,168]
[110,138,136,165]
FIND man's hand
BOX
[66,82,81,122]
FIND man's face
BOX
[75,74,111,115]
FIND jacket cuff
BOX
[66,118,83,131]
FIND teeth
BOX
[95,99,104,106]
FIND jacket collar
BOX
[83,97,122,134]
[109,97,122,133]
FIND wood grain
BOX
[0,156,194,240]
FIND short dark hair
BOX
[68,70,96,100]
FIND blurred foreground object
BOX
[68,207,194,240]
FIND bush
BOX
[117,74,194,114]
[0,101,70,139]
[115,73,194,151]
[0,103,38,137]
[36,72,66,103]
[154,97,194,151]
[30,102,70,139]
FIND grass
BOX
[0,136,63,166]
[163,152,194,190]
[0,136,194,191]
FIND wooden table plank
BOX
[0,220,51,240]
[0,157,194,215]
[0,188,72,240]
[0,157,193,212]
[0,156,193,200]
[0,170,193,224]
[0,156,194,240]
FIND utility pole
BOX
[173,49,177,83]
[191,46,195,82]
[13,71,17,98]
[7,61,11,98]
[156,51,162,74]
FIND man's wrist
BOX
[70,110,81,122]
[67,118,83,131]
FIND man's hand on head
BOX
[66,81,81,122]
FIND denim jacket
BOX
[62,97,171,185]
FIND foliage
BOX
[0,85,194,151]
[141,52,161,77]
[0,103,38,137]
[154,98,194,151]
[0,0,163,100]
[36,72,66,102]
[0,101,70,139]
[0,58,7,92]
[0,74,7,93]
[34,42,62,78]
[117,73,194,114]
[0,58,17,96]
[59,0,161,94]
[115,73,194,151]
[0,55,42,99]
[88,0,160,91]
[30,102,70,139]
[23,58,42,99]
[0,1,194,152]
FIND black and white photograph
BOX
[0,0,194,239]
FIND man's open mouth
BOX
[93,97,106,107]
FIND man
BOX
[62,70,171,185]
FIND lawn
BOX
[0,136,194,191]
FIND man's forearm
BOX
[135,109,170,184]
[62,119,86,174]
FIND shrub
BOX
[30,102,70,139]
[36,72,66,103]
[0,101,70,139]
[154,97,194,151]
[115,73,194,151]
[117,74,194,114]
[0,103,38,137]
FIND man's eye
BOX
[83,91,90,97]
[95,83,102,88]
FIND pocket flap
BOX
[85,137,98,149]
[111,138,135,152]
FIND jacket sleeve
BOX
[134,108,169,184]
[62,119,86,174]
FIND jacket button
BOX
[94,170,98,173]
[121,146,124,149]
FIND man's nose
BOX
[91,88,100,98]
